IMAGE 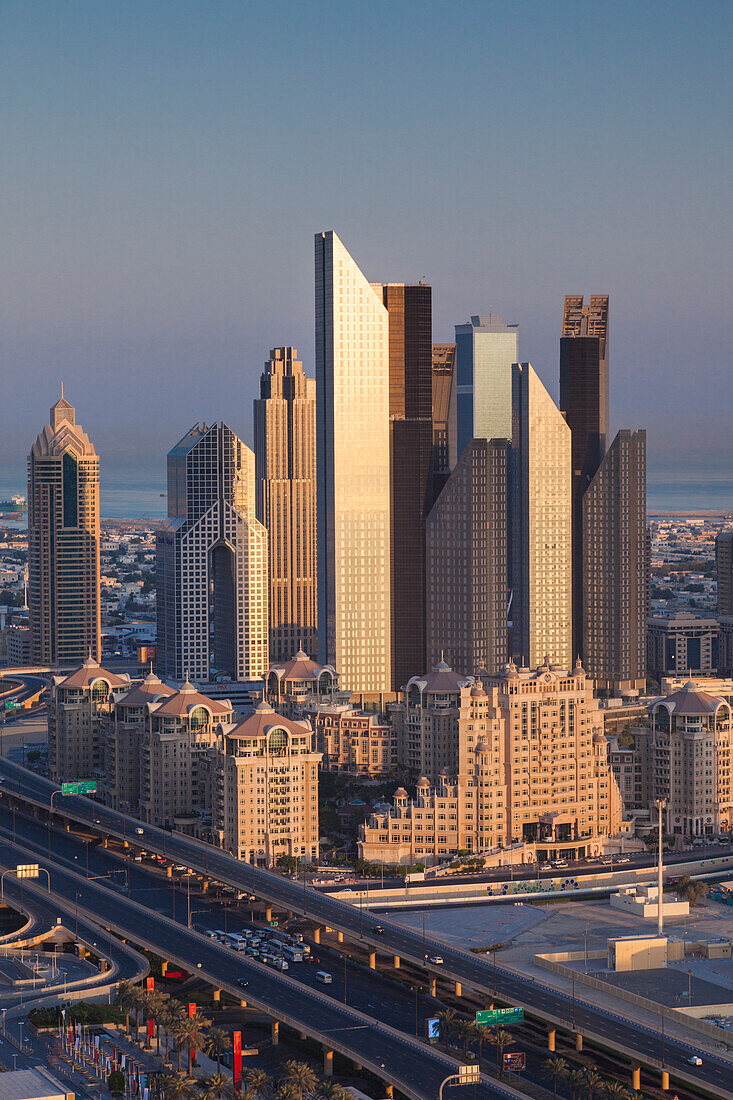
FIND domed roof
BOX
[417,775,430,786]
[655,680,725,717]
[393,786,408,797]
[474,737,490,755]
[116,670,175,707]
[470,684,487,698]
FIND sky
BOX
[2,0,731,492]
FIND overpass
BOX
[0,758,730,1099]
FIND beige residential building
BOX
[393,660,476,781]
[49,658,130,783]
[511,363,572,669]
[208,702,321,865]
[315,231,391,693]
[254,347,317,662]
[103,671,176,813]
[313,703,395,776]
[360,660,621,865]
[28,392,101,664]
[426,439,509,677]
[264,649,338,718]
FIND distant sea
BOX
[1,479,732,521]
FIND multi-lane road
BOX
[0,825,522,1100]
[1,759,731,1098]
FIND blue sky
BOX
[2,0,731,488]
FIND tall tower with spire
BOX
[28,391,101,664]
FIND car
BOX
[617,857,630,865]
[429,955,444,965]
[237,978,248,988]
[687,1055,703,1066]
[601,857,613,865]
[374,925,385,935]
[135,827,144,835]
[513,902,523,907]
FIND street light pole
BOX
[655,796,667,937]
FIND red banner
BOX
[188,1003,196,1017]
[146,977,154,992]
[147,1019,154,1038]
[233,1031,242,1090]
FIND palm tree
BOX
[453,1019,474,1058]
[199,1074,235,1100]
[244,1069,271,1100]
[159,1073,197,1100]
[543,1056,568,1100]
[114,982,137,1037]
[567,1068,586,1100]
[436,1009,457,1046]
[161,1002,187,1067]
[147,991,167,1055]
[582,1067,605,1100]
[475,1024,492,1065]
[487,1029,513,1077]
[602,1084,630,1099]
[282,1061,318,1100]
[175,1016,211,1076]
[202,1028,231,1076]
[131,985,147,1043]
[319,1085,353,1100]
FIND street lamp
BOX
[655,797,667,937]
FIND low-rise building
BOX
[207,701,320,865]
[360,660,622,865]
[647,613,719,680]
[313,703,395,775]
[4,626,30,665]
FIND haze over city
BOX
[2,0,731,493]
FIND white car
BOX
[687,1055,703,1066]
[135,827,144,835]
[429,955,444,965]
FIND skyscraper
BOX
[254,347,317,663]
[560,294,610,656]
[380,283,433,691]
[315,231,391,693]
[450,314,519,468]
[156,422,268,683]
[426,438,509,676]
[582,430,648,691]
[28,392,101,664]
[428,343,455,510]
[511,362,572,669]
[717,531,733,617]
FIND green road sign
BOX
[61,780,97,796]
[476,1007,524,1026]
[4,701,20,711]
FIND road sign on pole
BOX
[476,1007,524,1026]
[457,1066,480,1084]
[61,780,97,795]
[16,864,39,879]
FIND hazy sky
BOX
[2,0,731,489]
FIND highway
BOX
[0,759,730,1098]
[0,827,521,1100]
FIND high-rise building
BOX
[254,347,317,663]
[156,422,268,683]
[511,363,572,669]
[647,613,719,679]
[426,439,509,677]
[28,392,101,665]
[315,231,391,693]
[379,283,433,692]
[49,658,130,782]
[450,314,519,468]
[560,294,610,656]
[428,343,455,509]
[582,430,648,691]
[360,660,622,865]
[393,660,477,780]
[717,531,733,617]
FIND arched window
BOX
[189,706,209,731]
[269,728,288,755]
[91,680,109,703]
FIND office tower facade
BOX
[647,614,719,679]
[450,314,519,468]
[511,363,572,669]
[426,439,509,677]
[254,347,317,663]
[560,294,610,656]
[380,282,433,692]
[583,430,648,691]
[156,422,268,683]
[428,343,455,509]
[315,231,391,693]
[360,661,622,865]
[28,393,101,664]
[717,532,733,616]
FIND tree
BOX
[147,991,167,1055]
[160,1002,187,1066]
[487,1029,513,1077]
[282,1061,318,1100]
[581,1067,604,1099]
[319,1085,354,1100]
[543,1056,568,1100]
[202,1028,231,1076]
[276,855,298,873]
[454,1019,475,1057]
[174,1015,211,1075]
[436,1009,457,1045]
[108,1071,126,1097]
[602,1082,631,1099]
[199,1074,235,1100]
[114,982,137,1037]
[244,1069,271,1100]
[475,1024,492,1064]
[159,1073,197,1100]
[567,1069,586,1100]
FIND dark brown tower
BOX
[560,294,609,658]
[381,283,433,692]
